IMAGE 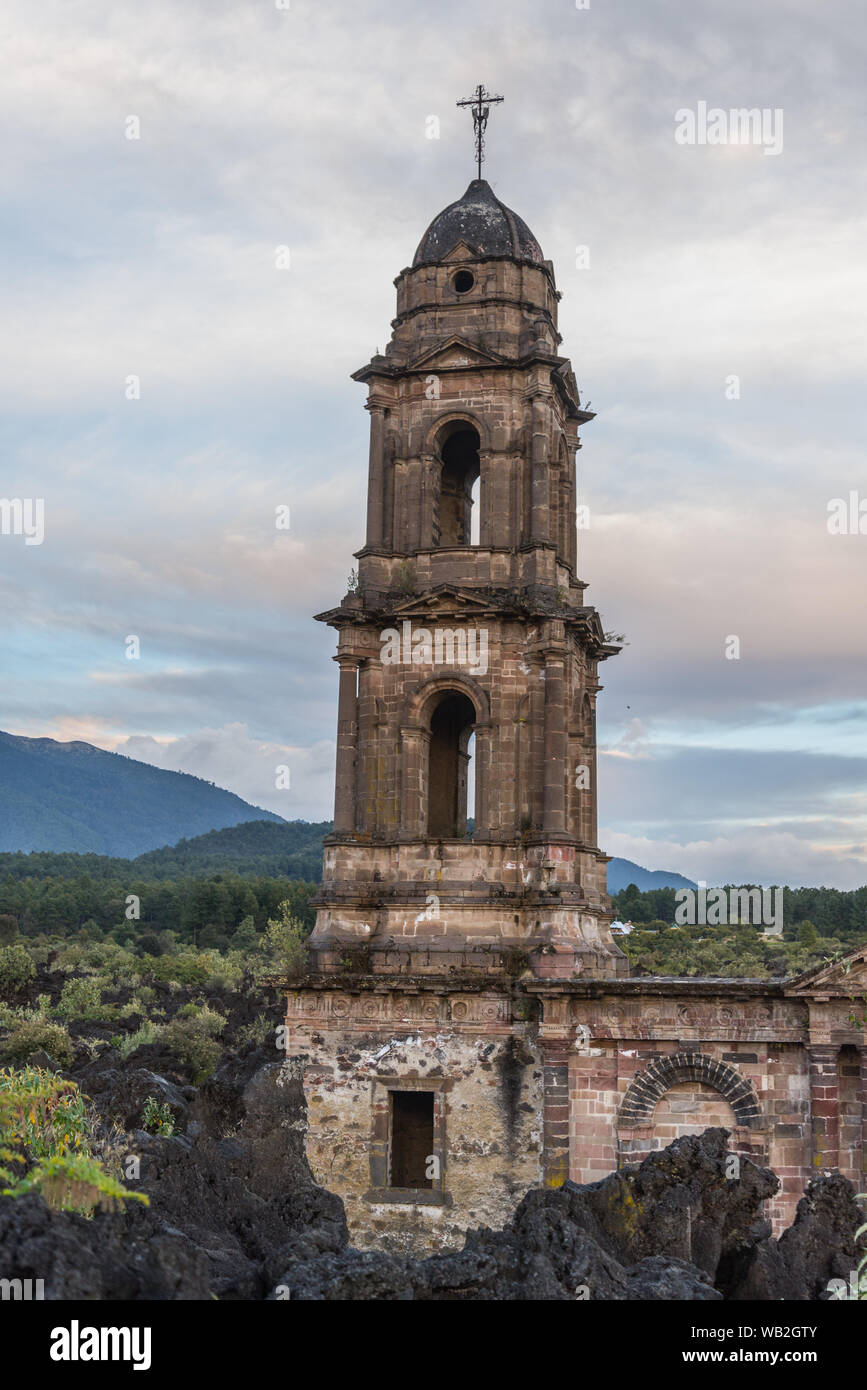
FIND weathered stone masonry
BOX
[282,177,867,1254]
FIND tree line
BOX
[0,871,317,952]
[612,882,867,940]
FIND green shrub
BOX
[117,1021,164,1059]
[0,995,53,1027]
[112,969,144,993]
[139,952,212,987]
[0,1067,146,1216]
[0,944,35,998]
[22,944,54,969]
[0,1064,91,1160]
[53,943,86,974]
[262,902,310,977]
[54,976,112,1022]
[80,942,135,974]
[236,1013,274,1049]
[164,1011,225,1081]
[118,990,158,1021]
[176,1002,225,1033]
[16,995,53,1023]
[0,1019,74,1069]
[141,1096,176,1136]
[204,954,244,991]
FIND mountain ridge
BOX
[607,857,697,893]
[0,730,285,858]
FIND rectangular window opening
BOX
[390,1090,435,1190]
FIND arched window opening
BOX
[427,691,476,838]
[438,427,480,546]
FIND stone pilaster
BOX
[542,636,567,836]
[333,657,360,834]
[364,404,386,549]
[530,394,550,545]
[808,1044,839,1172]
[541,1038,571,1187]
[398,726,429,839]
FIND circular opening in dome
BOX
[452,270,475,294]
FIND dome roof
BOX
[412,179,544,267]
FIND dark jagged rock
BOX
[0,1193,213,1300]
[721,1174,862,1301]
[565,1128,779,1279]
[0,1052,346,1300]
[1,1061,858,1301]
[271,1129,859,1301]
[81,1065,192,1131]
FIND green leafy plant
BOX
[54,975,111,1022]
[141,1095,176,1136]
[0,1019,74,1069]
[0,1066,147,1215]
[164,1006,225,1082]
[0,943,35,998]
[0,1065,88,1163]
[10,1153,149,1214]
[263,901,310,978]
[236,1013,273,1048]
[117,1020,165,1060]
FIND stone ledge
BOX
[363,1188,452,1207]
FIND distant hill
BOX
[0,777,691,895]
[0,731,286,858]
[0,818,330,884]
[132,818,330,881]
[607,857,696,894]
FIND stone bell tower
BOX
[309,175,625,980]
[285,165,628,1255]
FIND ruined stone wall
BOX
[561,987,866,1234]
[285,978,865,1250]
[286,988,543,1254]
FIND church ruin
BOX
[282,122,867,1255]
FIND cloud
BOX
[1,0,864,885]
[602,826,867,892]
[117,723,336,820]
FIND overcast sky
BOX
[1,0,865,887]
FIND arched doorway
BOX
[437,426,480,546]
[651,1081,737,1147]
[427,690,476,837]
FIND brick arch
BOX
[618,1052,762,1129]
[403,672,490,729]
[423,409,491,456]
